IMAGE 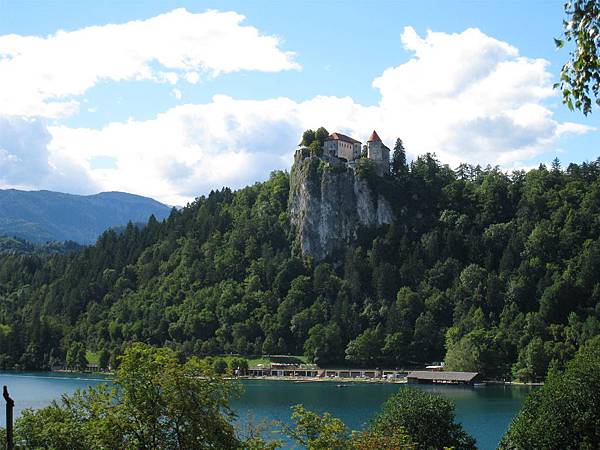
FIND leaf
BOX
[555,38,565,48]
[567,97,574,110]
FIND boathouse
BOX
[406,371,481,385]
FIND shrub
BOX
[499,336,600,449]
[369,387,476,450]
[15,343,242,450]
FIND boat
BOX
[473,382,486,387]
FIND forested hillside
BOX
[1,148,599,381]
[0,236,82,255]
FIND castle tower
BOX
[367,130,390,175]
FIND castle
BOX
[323,130,390,176]
[290,129,395,261]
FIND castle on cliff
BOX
[323,130,390,176]
[290,129,394,261]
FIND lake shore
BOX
[243,375,409,384]
[1,369,544,386]
[242,375,543,386]
[1,371,531,450]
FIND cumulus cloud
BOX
[0,116,96,193]
[49,97,310,204]
[3,26,592,204]
[0,117,52,185]
[371,27,589,168]
[0,8,299,117]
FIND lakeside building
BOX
[248,361,319,377]
[247,363,405,379]
[425,362,445,371]
[406,371,481,385]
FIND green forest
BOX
[1,138,600,382]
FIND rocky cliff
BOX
[288,151,394,261]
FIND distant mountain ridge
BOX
[0,189,171,244]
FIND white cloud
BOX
[45,94,381,204]
[171,88,183,100]
[0,116,96,193]
[2,26,592,204]
[185,71,201,84]
[371,27,590,168]
[48,97,308,204]
[0,8,299,118]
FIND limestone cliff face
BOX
[288,151,394,261]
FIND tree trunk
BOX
[3,386,14,450]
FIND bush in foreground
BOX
[369,387,476,450]
[499,335,600,449]
[15,343,242,449]
[281,388,475,450]
[282,404,416,450]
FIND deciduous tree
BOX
[556,0,600,114]
[500,336,600,449]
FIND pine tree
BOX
[391,138,408,177]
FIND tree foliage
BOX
[499,335,600,449]
[315,127,329,147]
[282,405,348,450]
[391,138,408,177]
[14,343,242,450]
[282,403,416,450]
[369,388,476,450]
[556,0,600,114]
[302,129,316,146]
[1,152,600,382]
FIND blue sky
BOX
[0,0,598,204]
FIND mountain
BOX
[0,189,172,244]
[0,141,599,383]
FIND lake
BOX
[0,372,532,449]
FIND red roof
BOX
[325,132,362,144]
[367,130,382,142]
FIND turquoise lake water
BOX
[0,372,532,449]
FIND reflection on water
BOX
[0,373,532,450]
